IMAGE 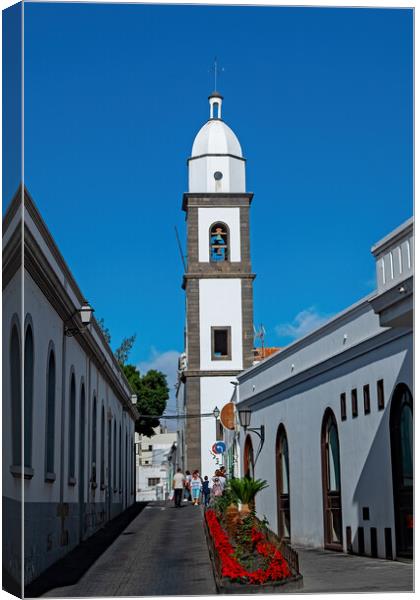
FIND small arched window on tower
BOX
[210,222,229,262]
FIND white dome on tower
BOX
[191,119,243,158]
[188,92,246,194]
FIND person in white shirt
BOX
[173,469,185,508]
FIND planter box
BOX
[204,516,303,594]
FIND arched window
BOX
[321,409,343,550]
[92,396,97,483]
[276,425,290,540]
[209,222,229,262]
[68,372,76,481]
[79,383,86,540]
[119,424,122,492]
[45,347,56,478]
[390,383,413,557]
[100,404,105,488]
[113,420,117,491]
[24,323,34,469]
[125,431,128,502]
[10,322,21,467]
[243,434,254,479]
[130,435,132,496]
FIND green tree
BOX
[115,334,136,366]
[123,365,169,436]
[97,317,111,344]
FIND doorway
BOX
[276,425,290,540]
[243,434,254,478]
[390,383,413,558]
[321,409,343,551]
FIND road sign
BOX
[211,441,226,454]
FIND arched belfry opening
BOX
[209,222,229,262]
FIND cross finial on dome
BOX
[212,56,224,91]
[208,57,224,119]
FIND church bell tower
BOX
[181,91,255,476]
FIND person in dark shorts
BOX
[173,468,185,507]
[202,476,210,507]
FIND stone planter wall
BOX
[204,515,303,594]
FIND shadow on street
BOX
[25,502,148,598]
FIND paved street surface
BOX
[26,500,413,597]
[297,545,413,593]
[27,501,217,597]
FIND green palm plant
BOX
[229,477,269,505]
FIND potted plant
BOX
[229,477,268,516]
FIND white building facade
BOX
[135,427,177,501]
[232,218,413,561]
[177,91,255,478]
[3,188,139,588]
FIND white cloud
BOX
[276,307,331,341]
[137,348,180,431]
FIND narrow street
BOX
[26,500,413,597]
[297,545,413,593]
[26,501,217,597]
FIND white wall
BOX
[240,327,412,559]
[198,207,241,263]
[189,156,245,193]
[199,278,243,370]
[3,269,136,508]
[200,376,234,478]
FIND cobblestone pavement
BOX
[296,545,413,593]
[26,499,413,597]
[29,500,216,597]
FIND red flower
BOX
[206,510,292,585]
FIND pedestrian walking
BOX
[202,476,210,507]
[172,468,185,508]
[218,469,227,492]
[184,470,192,502]
[211,471,223,501]
[191,471,202,506]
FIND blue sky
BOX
[13,3,414,418]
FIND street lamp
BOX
[238,407,265,464]
[131,394,138,405]
[65,301,94,336]
[213,406,220,420]
[238,408,251,429]
[80,301,94,325]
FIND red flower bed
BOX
[205,509,291,584]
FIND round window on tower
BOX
[214,171,223,181]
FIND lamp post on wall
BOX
[65,301,94,336]
[238,407,265,464]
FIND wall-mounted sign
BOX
[220,402,235,430]
[211,441,226,454]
